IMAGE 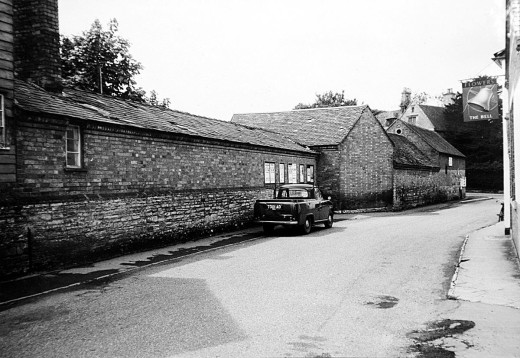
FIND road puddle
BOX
[407,319,475,357]
[365,295,399,309]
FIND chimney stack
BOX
[14,0,62,93]
[442,88,455,106]
[400,87,411,113]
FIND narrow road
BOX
[0,195,502,357]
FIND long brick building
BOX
[0,0,317,276]
[0,0,466,277]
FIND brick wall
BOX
[315,146,340,203]
[0,113,316,276]
[393,168,464,210]
[338,109,394,210]
[13,0,62,92]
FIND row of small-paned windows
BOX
[264,162,314,184]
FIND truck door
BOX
[314,189,327,221]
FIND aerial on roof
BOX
[231,105,371,147]
[14,80,314,154]
[397,120,465,157]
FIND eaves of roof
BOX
[14,80,315,155]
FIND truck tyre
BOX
[324,212,333,228]
[301,217,312,234]
[263,224,274,234]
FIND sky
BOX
[59,0,505,121]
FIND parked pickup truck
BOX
[254,184,334,234]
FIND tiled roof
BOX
[231,106,369,146]
[14,80,314,154]
[400,120,465,157]
[388,133,439,170]
[419,105,448,131]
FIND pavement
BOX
[2,199,520,313]
[448,220,520,308]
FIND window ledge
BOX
[64,167,88,173]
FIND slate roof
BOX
[398,120,465,157]
[231,105,369,147]
[419,105,448,132]
[388,133,439,170]
[14,80,314,154]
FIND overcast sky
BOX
[59,0,504,121]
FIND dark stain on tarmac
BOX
[0,269,119,306]
[407,319,475,357]
[365,295,399,309]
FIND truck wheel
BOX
[263,224,274,234]
[324,213,333,228]
[301,217,312,235]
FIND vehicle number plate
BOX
[267,204,282,210]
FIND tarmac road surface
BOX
[1,194,518,357]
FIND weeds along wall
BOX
[0,113,316,277]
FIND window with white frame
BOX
[0,94,5,147]
[288,163,297,183]
[279,163,285,183]
[264,162,276,184]
[66,125,81,167]
[299,164,305,183]
[448,157,453,167]
[306,165,314,183]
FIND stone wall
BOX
[393,168,464,210]
[0,113,316,277]
[1,187,271,276]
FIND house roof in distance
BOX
[388,133,439,170]
[397,119,465,157]
[231,105,370,147]
[14,80,314,154]
[418,104,448,132]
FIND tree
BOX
[294,90,357,109]
[442,75,503,190]
[60,19,170,107]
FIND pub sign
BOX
[462,78,499,122]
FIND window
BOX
[306,165,314,183]
[264,162,276,184]
[448,157,453,167]
[396,128,402,135]
[66,125,82,167]
[279,163,285,183]
[299,164,305,183]
[408,115,417,125]
[288,163,297,183]
[0,94,5,148]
